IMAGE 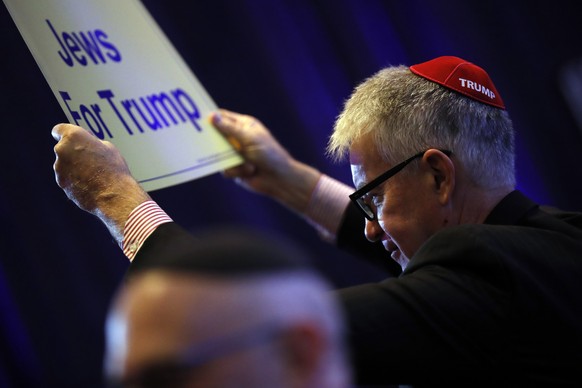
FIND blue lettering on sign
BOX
[59,88,204,138]
[47,19,122,67]
[99,88,203,134]
[60,91,113,139]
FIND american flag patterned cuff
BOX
[122,201,173,261]
[304,175,352,242]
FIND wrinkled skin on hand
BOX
[211,109,321,213]
[52,124,150,242]
[211,110,293,193]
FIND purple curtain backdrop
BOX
[1,1,581,386]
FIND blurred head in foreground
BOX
[104,227,351,388]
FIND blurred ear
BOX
[422,149,455,205]
[280,322,326,387]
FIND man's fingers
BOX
[222,163,257,179]
[210,109,232,127]
[51,123,69,141]
[51,123,90,142]
[211,109,258,134]
[210,110,237,135]
[211,111,249,152]
[216,108,241,122]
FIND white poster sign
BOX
[3,0,242,191]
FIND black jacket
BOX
[337,190,582,386]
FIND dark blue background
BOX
[1,1,582,386]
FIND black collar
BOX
[484,190,539,226]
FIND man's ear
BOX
[280,322,326,387]
[423,149,455,205]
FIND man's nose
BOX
[364,218,383,242]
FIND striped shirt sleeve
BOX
[304,174,353,243]
[120,175,351,260]
[122,200,173,261]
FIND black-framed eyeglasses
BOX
[107,322,283,388]
[349,149,452,221]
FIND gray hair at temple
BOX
[327,65,516,189]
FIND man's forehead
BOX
[348,135,372,165]
[348,135,387,167]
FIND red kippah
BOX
[409,56,505,109]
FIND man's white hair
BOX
[328,66,516,189]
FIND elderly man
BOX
[53,56,582,385]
